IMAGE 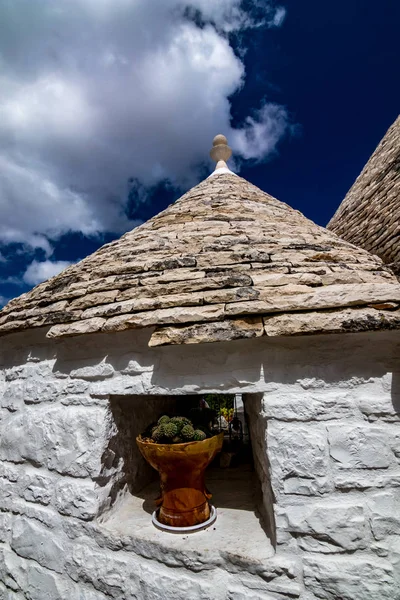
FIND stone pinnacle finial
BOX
[210,134,232,171]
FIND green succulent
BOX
[169,417,182,433]
[160,422,178,440]
[146,415,206,444]
[193,429,207,441]
[151,427,163,442]
[157,423,167,437]
[170,416,192,431]
[181,424,195,441]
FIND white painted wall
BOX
[0,326,399,599]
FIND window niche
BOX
[105,394,176,497]
[99,393,275,562]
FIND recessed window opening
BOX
[100,393,275,560]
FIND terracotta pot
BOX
[136,433,223,527]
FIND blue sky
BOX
[0,0,399,307]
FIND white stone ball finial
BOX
[210,134,232,170]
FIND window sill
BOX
[100,466,274,571]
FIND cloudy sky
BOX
[0,0,399,306]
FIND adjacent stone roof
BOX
[328,115,400,276]
[1,172,400,346]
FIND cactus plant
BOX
[151,427,163,443]
[193,429,206,441]
[181,424,195,441]
[170,416,191,432]
[160,422,178,440]
[145,415,211,444]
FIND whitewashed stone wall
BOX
[0,326,399,600]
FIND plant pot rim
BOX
[136,431,223,448]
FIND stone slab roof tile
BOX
[328,115,400,274]
[1,171,400,345]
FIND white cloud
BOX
[0,275,20,286]
[270,6,286,27]
[0,0,289,251]
[23,260,74,286]
[0,252,6,263]
[231,104,289,161]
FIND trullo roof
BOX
[1,135,400,346]
[328,115,400,275]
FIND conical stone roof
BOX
[1,167,400,346]
[328,115,400,275]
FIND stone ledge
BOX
[99,470,275,575]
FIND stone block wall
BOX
[249,375,400,599]
[0,327,399,599]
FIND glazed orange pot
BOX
[136,433,223,528]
